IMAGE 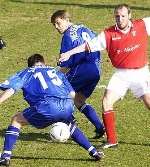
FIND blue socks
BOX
[80,104,104,131]
[1,125,20,159]
[70,124,97,155]
[1,124,99,159]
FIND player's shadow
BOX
[0,129,49,142]
[0,129,78,146]
[1,129,149,147]
[119,141,150,147]
[9,0,150,11]
[96,140,150,149]
[12,155,95,162]
[0,128,103,144]
[0,129,103,147]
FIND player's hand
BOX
[59,52,71,62]
[0,38,6,49]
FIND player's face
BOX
[114,7,131,30]
[53,17,69,34]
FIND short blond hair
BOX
[114,4,131,14]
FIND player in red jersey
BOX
[59,4,150,148]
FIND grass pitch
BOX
[0,0,150,167]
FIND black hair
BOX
[28,53,45,67]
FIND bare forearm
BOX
[69,43,86,55]
[59,43,86,62]
[0,88,15,104]
[58,67,70,74]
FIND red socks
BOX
[102,110,117,144]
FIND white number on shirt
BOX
[34,70,62,90]
[82,32,91,42]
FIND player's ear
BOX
[129,13,131,19]
[65,17,70,23]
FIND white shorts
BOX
[107,66,150,99]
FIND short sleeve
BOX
[87,31,106,52]
[143,17,150,36]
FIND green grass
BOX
[0,0,150,166]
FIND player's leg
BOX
[102,89,120,148]
[70,123,104,161]
[133,67,150,109]
[75,92,105,138]
[67,63,104,138]
[0,102,56,166]
[142,93,150,109]
[0,112,29,166]
[102,71,128,148]
[61,99,104,160]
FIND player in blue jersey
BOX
[50,10,105,139]
[0,54,104,166]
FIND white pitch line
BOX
[96,84,106,89]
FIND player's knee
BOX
[11,113,27,128]
[74,98,85,109]
[144,99,150,110]
[102,96,113,112]
[11,115,21,128]
[11,114,19,122]
[74,92,86,109]
[142,94,150,110]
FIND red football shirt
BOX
[104,19,148,68]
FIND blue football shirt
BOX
[0,66,74,106]
[60,24,101,68]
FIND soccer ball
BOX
[49,122,70,142]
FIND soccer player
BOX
[59,4,150,148]
[50,10,105,138]
[0,54,104,166]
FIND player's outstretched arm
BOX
[0,88,15,104]
[59,43,86,62]
[58,67,70,74]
